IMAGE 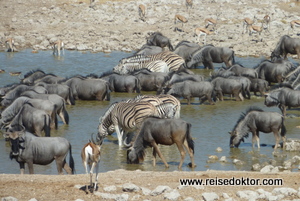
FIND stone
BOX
[1,197,18,201]
[164,189,181,200]
[202,192,219,201]
[104,185,117,192]
[122,183,140,192]
[150,185,172,196]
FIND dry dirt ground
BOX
[0,170,299,200]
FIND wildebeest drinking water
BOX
[127,117,195,169]
[3,130,75,174]
[271,35,300,60]
[229,107,286,150]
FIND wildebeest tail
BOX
[62,103,69,125]
[280,117,286,137]
[105,83,111,101]
[68,88,76,105]
[168,43,174,51]
[44,114,51,137]
[241,83,247,99]
[135,78,141,93]
[186,123,194,154]
[69,143,75,174]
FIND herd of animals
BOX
[1,30,300,193]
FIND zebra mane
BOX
[100,102,118,123]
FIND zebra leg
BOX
[114,125,123,147]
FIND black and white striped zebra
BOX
[113,51,185,74]
[98,101,172,146]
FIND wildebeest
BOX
[0,97,57,130]
[21,69,47,85]
[99,71,141,93]
[146,32,174,51]
[163,70,204,87]
[1,84,47,107]
[264,87,300,116]
[187,45,235,69]
[271,35,300,60]
[5,103,51,137]
[229,107,286,150]
[254,58,295,85]
[173,40,201,64]
[33,73,65,84]
[64,76,110,101]
[162,80,215,105]
[21,90,69,125]
[228,64,258,78]
[131,69,169,91]
[228,76,252,99]
[133,44,163,56]
[81,135,103,193]
[3,130,75,174]
[127,117,195,169]
[211,77,244,101]
[35,82,75,105]
[249,78,269,96]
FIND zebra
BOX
[97,101,176,146]
[115,60,169,74]
[113,51,185,74]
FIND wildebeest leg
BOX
[279,104,286,116]
[152,148,157,166]
[273,130,280,150]
[55,157,66,175]
[27,161,34,174]
[176,142,186,169]
[151,141,169,168]
[19,162,25,174]
[63,161,73,175]
[252,131,260,149]
[183,140,196,168]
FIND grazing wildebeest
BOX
[131,69,169,91]
[228,76,252,99]
[1,84,47,107]
[173,40,201,64]
[163,70,204,87]
[211,77,244,101]
[99,71,141,93]
[3,130,75,174]
[127,117,195,169]
[264,87,300,116]
[162,80,215,105]
[33,73,65,84]
[228,64,258,78]
[271,35,300,60]
[21,69,47,85]
[146,32,174,51]
[187,45,235,69]
[35,82,75,105]
[229,107,286,150]
[5,103,51,137]
[21,90,69,125]
[64,76,110,101]
[0,97,58,130]
[81,135,103,193]
[133,44,163,56]
[249,78,269,96]
[254,58,295,85]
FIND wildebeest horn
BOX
[123,137,132,148]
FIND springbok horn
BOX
[123,136,132,148]
[91,133,97,144]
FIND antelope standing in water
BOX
[243,16,256,34]
[81,136,102,193]
[138,4,146,21]
[194,27,214,45]
[5,38,15,52]
[52,40,64,56]
[289,20,300,35]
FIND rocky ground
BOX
[0,0,300,57]
[1,0,300,200]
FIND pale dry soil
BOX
[0,169,299,200]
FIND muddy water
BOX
[0,49,299,174]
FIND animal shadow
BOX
[79,184,99,194]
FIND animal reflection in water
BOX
[81,135,102,193]
[127,117,196,169]
[229,107,286,151]
[4,130,75,174]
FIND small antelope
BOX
[138,4,146,21]
[248,23,264,36]
[174,14,188,27]
[194,27,214,45]
[5,38,15,52]
[81,135,102,193]
[263,15,271,30]
[204,18,217,30]
[186,0,193,11]
[52,40,64,56]
[289,20,300,34]
[243,16,256,34]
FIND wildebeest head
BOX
[229,130,243,148]
[127,147,144,164]
[3,130,25,159]
[264,93,279,107]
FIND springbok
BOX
[243,16,256,34]
[204,18,217,31]
[138,4,146,21]
[194,27,214,45]
[185,0,193,12]
[248,23,264,36]
[289,20,300,34]
[5,38,15,52]
[52,40,64,56]
[263,15,271,31]
[81,135,102,193]
[174,14,188,27]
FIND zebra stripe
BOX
[97,101,162,146]
[113,51,184,74]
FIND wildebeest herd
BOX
[1,32,300,192]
